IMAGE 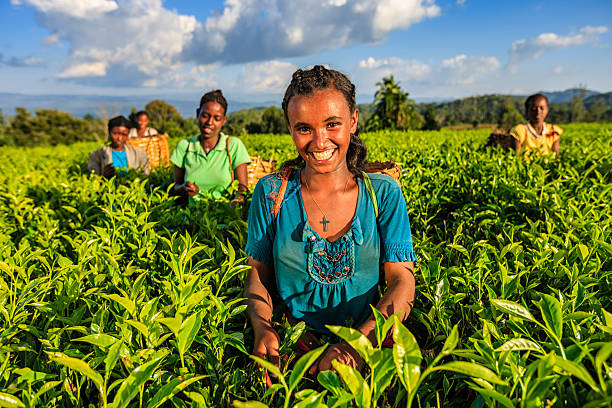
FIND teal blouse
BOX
[246,169,417,334]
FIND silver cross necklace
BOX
[304,173,351,232]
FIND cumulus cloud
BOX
[15,0,199,86]
[238,61,297,93]
[509,25,608,66]
[439,54,500,84]
[355,57,431,92]
[0,53,46,68]
[11,0,118,19]
[184,0,440,64]
[354,54,499,92]
[16,0,441,87]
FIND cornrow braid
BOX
[198,89,228,115]
[280,65,367,178]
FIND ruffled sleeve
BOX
[245,176,275,266]
[373,176,418,263]
[509,124,526,145]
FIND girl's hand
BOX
[253,324,281,387]
[230,193,246,207]
[308,342,364,375]
[103,164,115,178]
[185,181,199,197]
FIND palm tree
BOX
[366,76,421,131]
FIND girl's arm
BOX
[231,163,249,205]
[245,257,280,367]
[552,138,560,155]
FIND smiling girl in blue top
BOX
[244,66,417,374]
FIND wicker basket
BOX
[365,161,402,183]
[126,133,170,169]
[484,130,515,152]
[248,156,276,188]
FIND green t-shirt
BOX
[170,132,251,200]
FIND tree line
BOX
[1,79,610,146]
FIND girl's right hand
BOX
[185,181,199,197]
[253,325,280,387]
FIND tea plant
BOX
[0,123,609,407]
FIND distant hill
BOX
[0,92,275,118]
[584,91,612,107]
[540,88,600,103]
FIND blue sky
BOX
[1,0,610,104]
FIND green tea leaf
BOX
[178,312,202,358]
[327,325,374,364]
[332,360,370,408]
[249,355,283,380]
[537,293,563,340]
[490,299,535,322]
[433,361,507,385]
[495,338,543,353]
[104,340,124,378]
[553,357,600,392]
[0,392,25,408]
[289,344,327,391]
[470,386,514,408]
[233,401,269,408]
[73,333,119,348]
[102,294,136,317]
[441,325,459,354]
[392,317,422,394]
[46,352,103,390]
[111,354,166,408]
[146,375,206,408]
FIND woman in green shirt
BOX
[170,90,251,205]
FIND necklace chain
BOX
[304,173,351,232]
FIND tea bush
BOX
[0,123,610,407]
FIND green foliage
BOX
[422,103,442,131]
[497,103,525,131]
[366,76,423,131]
[0,123,610,407]
[5,107,105,146]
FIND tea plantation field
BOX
[0,124,610,407]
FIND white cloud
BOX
[19,0,441,88]
[552,65,564,75]
[357,56,431,81]
[11,0,118,19]
[56,61,106,77]
[238,61,297,93]
[509,25,608,66]
[354,54,499,92]
[439,54,500,84]
[19,0,199,86]
[185,0,441,64]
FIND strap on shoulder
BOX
[272,168,294,219]
[226,136,235,182]
[362,172,379,219]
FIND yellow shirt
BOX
[509,122,562,155]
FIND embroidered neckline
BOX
[526,122,547,138]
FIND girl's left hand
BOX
[308,342,364,374]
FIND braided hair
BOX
[198,90,228,115]
[107,115,132,134]
[280,65,367,178]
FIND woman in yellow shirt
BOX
[510,93,562,155]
